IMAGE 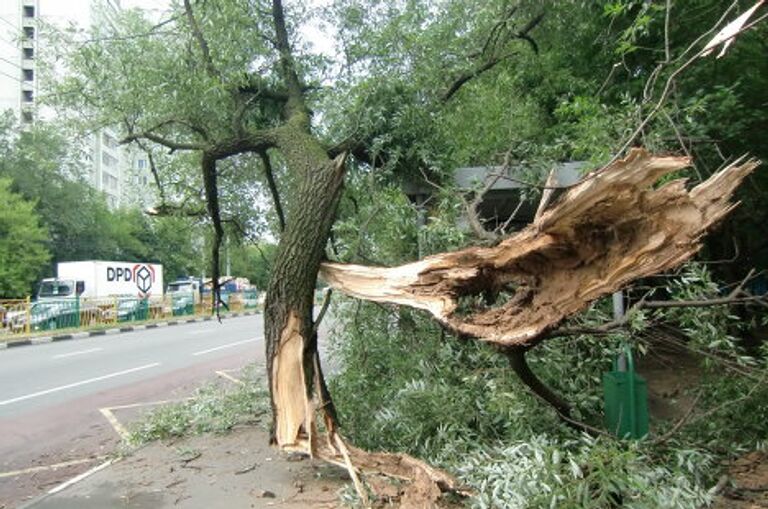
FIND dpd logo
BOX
[106,264,156,296]
[133,265,154,294]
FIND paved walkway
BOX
[22,426,346,509]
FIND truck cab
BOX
[166,278,202,315]
[36,278,85,301]
[166,278,201,298]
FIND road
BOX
[0,314,266,507]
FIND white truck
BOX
[37,261,164,300]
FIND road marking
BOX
[0,456,108,479]
[48,458,115,495]
[216,370,245,385]
[106,397,193,412]
[192,337,259,356]
[99,408,129,440]
[0,363,161,406]
[52,347,103,359]
[99,397,194,439]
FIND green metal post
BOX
[75,294,81,328]
[25,296,31,335]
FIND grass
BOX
[121,364,271,451]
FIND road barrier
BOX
[0,290,261,338]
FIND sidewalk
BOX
[0,310,260,350]
[22,425,347,509]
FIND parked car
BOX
[4,300,77,332]
[103,298,150,323]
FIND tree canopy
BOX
[0,178,50,298]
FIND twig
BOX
[234,463,258,475]
[650,390,704,444]
[533,167,558,222]
[607,1,759,166]
[311,289,332,337]
[333,433,369,506]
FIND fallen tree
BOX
[269,148,758,505]
[51,0,765,504]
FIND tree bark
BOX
[264,142,346,450]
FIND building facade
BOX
[0,0,38,125]
[0,0,156,209]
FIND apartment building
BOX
[0,0,156,209]
[0,0,38,125]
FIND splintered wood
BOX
[271,312,308,448]
[321,148,760,346]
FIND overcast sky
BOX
[39,0,335,58]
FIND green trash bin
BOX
[603,346,649,439]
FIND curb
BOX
[0,311,260,352]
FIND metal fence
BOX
[0,290,261,338]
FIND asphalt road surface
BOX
[0,314,266,507]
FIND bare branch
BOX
[533,167,558,222]
[441,9,544,102]
[259,150,286,232]
[466,173,503,242]
[311,289,332,338]
[201,153,225,318]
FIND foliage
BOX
[458,435,713,509]
[228,242,278,290]
[0,117,206,286]
[329,265,768,507]
[0,178,50,298]
[125,365,270,448]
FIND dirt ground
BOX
[29,424,350,508]
[712,451,768,508]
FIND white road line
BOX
[0,363,161,406]
[0,456,108,479]
[192,337,260,356]
[52,347,103,359]
[48,458,116,495]
[216,370,245,385]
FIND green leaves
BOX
[0,179,50,298]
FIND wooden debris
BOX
[321,148,760,347]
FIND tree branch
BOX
[271,0,309,124]
[202,152,225,318]
[259,150,285,232]
[504,346,608,436]
[441,9,544,102]
[182,0,221,80]
[133,138,167,205]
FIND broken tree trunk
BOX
[263,131,466,506]
[320,148,760,348]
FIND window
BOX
[137,159,147,169]
[23,6,34,17]
[23,26,34,40]
[102,132,118,149]
[101,173,118,190]
[22,69,33,81]
[23,47,34,59]
[101,152,118,167]
[22,90,33,102]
